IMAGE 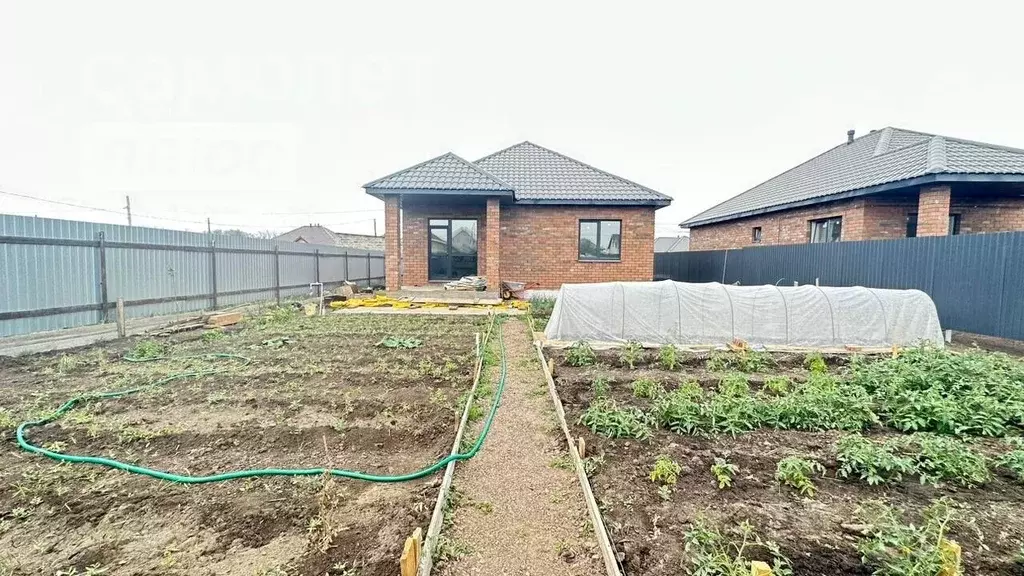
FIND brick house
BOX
[364,142,672,290]
[682,127,1024,250]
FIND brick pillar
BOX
[917,185,951,236]
[384,196,401,290]
[485,198,501,291]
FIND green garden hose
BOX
[15,319,508,484]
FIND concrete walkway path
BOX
[439,319,599,576]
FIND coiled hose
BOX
[15,318,508,484]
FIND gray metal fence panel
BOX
[0,214,384,338]
[654,231,1024,341]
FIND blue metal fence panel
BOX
[655,231,1024,341]
[0,214,384,338]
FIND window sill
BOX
[578,258,621,263]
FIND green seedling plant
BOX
[904,433,990,488]
[658,344,680,370]
[763,376,791,395]
[201,329,226,343]
[706,349,777,373]
[650,455,682,485]
[775,456,825,496]
[376,336,422,349]
[592,377,610,399]
[128,340,164,360]
[565,341,597,367]
[578,397,651,440]
[804,352,828,375]
[836,434,915,486]
[995,438,1024,481]
[619,340,645,369]
[684,517,793,576]
[631,378,664,399]
[856,498,960,576]
[711,457,738,489]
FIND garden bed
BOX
[551,344,1024,575]
[0,309,486,576]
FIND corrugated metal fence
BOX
[0,214,385,338]
[655,231,1024,341]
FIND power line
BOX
[0,189,382,230]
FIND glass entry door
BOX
[429,219,478,280]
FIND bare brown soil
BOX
[552,349,1024,576]
[0,310,486,576]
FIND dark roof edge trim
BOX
[681,173,1024,227]
[514,198,671,207]
[365,188,516,199]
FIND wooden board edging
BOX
[417,312,497,576]
[535,341,623,576]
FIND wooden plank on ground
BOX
[206,312,243,327]
[536,341,623,576]
[411,296,502,306]
[417,314,497,576]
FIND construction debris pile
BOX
[443,276,487,291]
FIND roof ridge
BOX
[447,152,516,191]
[872,127,894,156]
[363,151,513,190]
[477,140,671,201]
[925,136,948,174]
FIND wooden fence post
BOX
[209,236,218,309]
[273,245,281,305]
[116,298,126,338]
[400,527,422,576]
[314,249,321,284]
[97,231,109,323]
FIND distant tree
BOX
[211,229,277,239]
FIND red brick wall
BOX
[688,189,1024,251]
[916,185,951,236]
[688,198,869,250]
[955,197,1024,233]
[501,205,655,288]
[400,199,488,287]
[485,198,501,287]
[388,200,656,289]
[384,196,400,290]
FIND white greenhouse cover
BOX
[544,281,944,348]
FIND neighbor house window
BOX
[808,216,842,243]
[579,220,621,261]
[907,212,961,236]
[751,226,762,244]
[906,213,918,237]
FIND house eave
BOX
[680,172,1024,228]
[513,198,672,208]
[364,188,515,201]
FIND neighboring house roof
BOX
[682,127,1024,227]
[274,225,384,251]
[365,141,671,207]
[655,236,690,252]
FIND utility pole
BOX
[373,218,377,237]
[207,217,212,234]
[124,195,132,227]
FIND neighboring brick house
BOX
[682,127,1024,250]
[364,141,672,290]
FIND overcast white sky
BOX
[2,1,1022,237]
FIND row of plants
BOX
[564,340,790,373]
[644,430,1023,501]
[680,497,962,576]
[576,344,1024,439]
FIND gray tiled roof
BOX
[474,141,672,204]
[364,142,671,206]
[273,225,384,251]
[682,127,1024,226]
[364,152,513,192]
